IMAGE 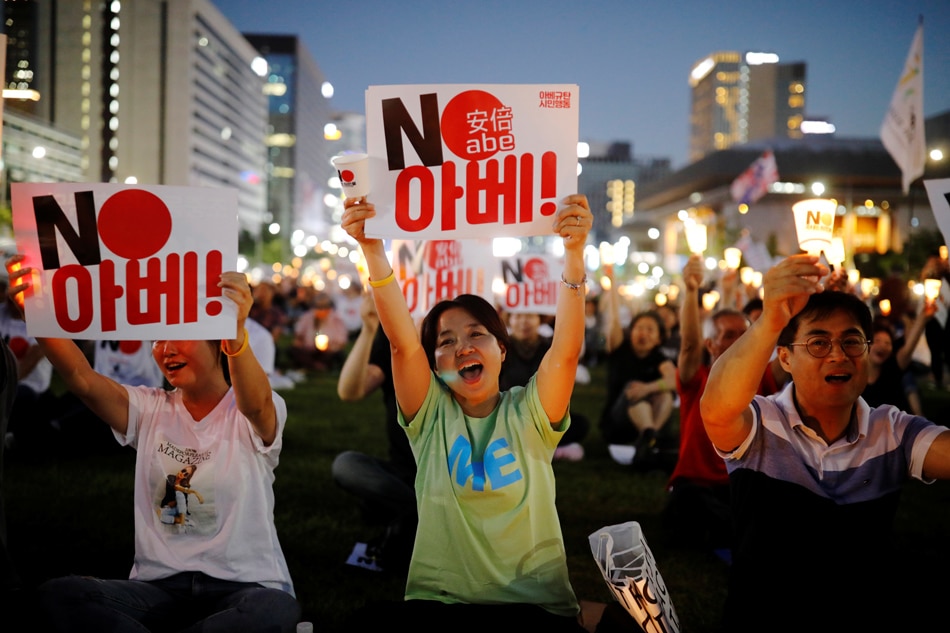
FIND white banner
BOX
[880,21,925,194]
[364,84,579,240]
[11,183,239,340]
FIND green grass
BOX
[5,366,950,631]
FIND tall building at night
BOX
[2,0,270,234]
[243,34,336,244]
[688,51,806,162]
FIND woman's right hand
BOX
[341,197,381,247]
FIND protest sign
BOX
[924,178,950,246]
[11,182,238,340]
[589,521,681,633]
[497,253,563,316]
[364,84,579,240]
[390,239,496,318]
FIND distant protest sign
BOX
[924,178,950,246]
[364,84,579,240]
[391,239,496,318]
[497,254,562,316]
[11,182,238,340]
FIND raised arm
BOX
[603,264,625,354]
[219,271,278,445]
[700,254,826,452]
[337,290,386,401]
[677,254,706,384]
[6,255,130,434]
[896,300,935,371]
[341,197,430,421]
[536,195,591,423]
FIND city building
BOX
[578,140,671,246]
[630,110,950,279]
[2,0,270,236]
[689,51,806,162]
[243,34,336,256]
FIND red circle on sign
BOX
[523,258,549,282]
[118,341,142,354]
[440,90,510,161]
[98,189,172,259]
[340,169,355,183]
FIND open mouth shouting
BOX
[824,370,852,384]
[458,361,484,384]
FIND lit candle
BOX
[684,221,707,255]
[724,247,742,270]
[792,199,836,257]
[314,333,329,351]
[740,266,754,286]
[925,278,942,302]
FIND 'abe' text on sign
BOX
[365,84,579,240]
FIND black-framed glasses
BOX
[786,336,870,358]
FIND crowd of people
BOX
[3,202,950,631]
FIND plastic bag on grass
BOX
[588,521,680,633]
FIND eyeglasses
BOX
[786,335,870,358]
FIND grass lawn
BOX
[5,364,950,631]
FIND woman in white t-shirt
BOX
[6,256,300,633]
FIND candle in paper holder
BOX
[684,221,707,255]
[792,199,836,257]
[826,237,846,269]
[740,266,754,286]
[925,278,942,303]
[724,247,742,269]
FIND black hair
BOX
[420,294,511,371]
[627,311,668,345]
[776,291,872,348]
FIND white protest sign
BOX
[11,182,239,340]
[925,178,950,247]
[364,84,578,240]
[497,254,562,316]
[589,521,681,633]
[390,239,496,318]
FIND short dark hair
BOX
[627,311,668,345]
[420,294,511,370]
[776,291,872,347]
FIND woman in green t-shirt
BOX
[341,194,593,632]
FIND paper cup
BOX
[331,153,370,199]
[792,199,836,256]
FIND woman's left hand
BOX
[219,271,253,321]
[553,194,592,250]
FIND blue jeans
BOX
[37,571,301,633]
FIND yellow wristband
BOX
[221,328,249,357]
[369,271,396,288]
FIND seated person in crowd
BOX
[600,267,676,470]
[290,290,348,372]
[663,254,785,550]
[500,311,589,461]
